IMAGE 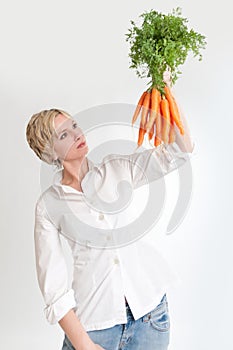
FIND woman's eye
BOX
[59,122,78,140]
[60,132,67,140]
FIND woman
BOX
[26,108,194,350]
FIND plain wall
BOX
[1,0,232,349]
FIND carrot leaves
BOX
[125,7,207,94]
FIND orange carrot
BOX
[147,94,154,140]
[136,91,150,146]
[145,87,160,133]
[169,114,176,143]
[137,124,146,146]
[164,85,184,135]
[131,91,147,125]
[160,97,171,144]
[141,91,151,128]
[148,121,154,140]
[154,94,162,147]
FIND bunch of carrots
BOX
[131,84,185,147]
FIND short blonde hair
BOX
[26,108,72,168]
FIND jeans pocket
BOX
[149,302,170,332]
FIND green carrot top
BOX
[125,7,207,94]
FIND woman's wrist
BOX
[58,309,95,350]
[77,335,96,350]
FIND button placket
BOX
[98,213,105,220]
[114,257,120,264]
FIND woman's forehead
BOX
[54,114,74,132]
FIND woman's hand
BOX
[58,309,107,350]
[163,69,172,88]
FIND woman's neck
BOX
[61,157,89,189]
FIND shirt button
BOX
[98,213,104,220]
[114,258,119,264]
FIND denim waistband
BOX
[125,293,167,321]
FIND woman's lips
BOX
[77,141,86,149]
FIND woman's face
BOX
[52,113,88,163]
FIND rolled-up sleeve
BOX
[120,141,196,189]
[34,198,77,325]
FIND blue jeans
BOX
[61,293,170,350]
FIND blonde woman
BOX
[26,108,195,350]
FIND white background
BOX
[1,0,232,349]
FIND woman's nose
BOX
[74,133,81,141]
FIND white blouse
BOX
[34,142,196,331]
